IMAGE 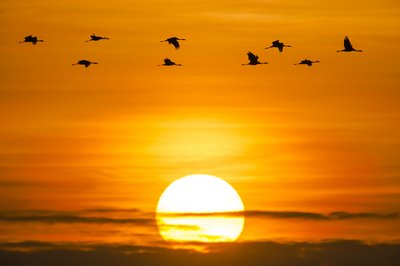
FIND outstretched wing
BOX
[78,60,91,67]
[272,40,280,46]
[24,35,33,41]
[164,58,173,65]
[278,44,283,52]
[170,38,180,49]
[344,36,353,50]
[247,52,258,62]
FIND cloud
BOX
[0,209,397,227]
[244,210,399,220]
[159,210,399,221]
[81,208,142,214]
[0,240,399,266]
[0,210,154,225]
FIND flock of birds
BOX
[19,34,363,68]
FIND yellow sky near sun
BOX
[0,0,400,217]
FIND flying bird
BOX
[19,35,44,45]
[242,52,268,65]
[337,36,363,52]
[86,34,109,42]
[72,60,98,68]
[161,37,186,49]
[265,40,291,52]
[294,59,320,66]
[158,58,182,66]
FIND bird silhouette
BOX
[161,37,186,49]
[242,52,268,65]
[337,36,363,52]
[265,40,291,52]
[294,59,320,66]
[86,34,109,42]
[72,60,98,68]
[19,35,44,45]
[158,58,182,66]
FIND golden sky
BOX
[1,0,400,262]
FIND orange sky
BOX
[1,0,400,248]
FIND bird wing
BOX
[164,58,172,64]
[278,44,283,52]
[272,40,280,46]
[344,36,353,50]
[170,39,180,48]
[247,52,257,61]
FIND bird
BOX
[242,52,268,65]
[19,35,44,45]
[294,59,320,66]
[72,60,98,68]
[265,40,291,52]
[161,37,186,49]
[85,34,109,42]
[337,36,363,52]
[158,58,182,66]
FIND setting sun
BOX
[156,174,245,242]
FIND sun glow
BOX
[156,174,245,243]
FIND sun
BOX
[156,174,245,243]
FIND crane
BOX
[72,60,98,68]
[19,35,44,45]
[265,40,291,52]
[161,37,186,49]
[294,59,320,66]
[242,52,268,65]
[337,36,363,52]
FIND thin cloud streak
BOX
[0,211,154,225]
[0,209,397,225]
[159,210,399,220]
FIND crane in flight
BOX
[265,40,291,52]
[158,58,182,66]
[86,34,109,42]
[242,52,268,65]
[161,37,186,49]
[19,35,44,45]
[72,60,98,68]
[294,59,320,66]
[337,36,363,52]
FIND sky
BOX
[1,0,400,264]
